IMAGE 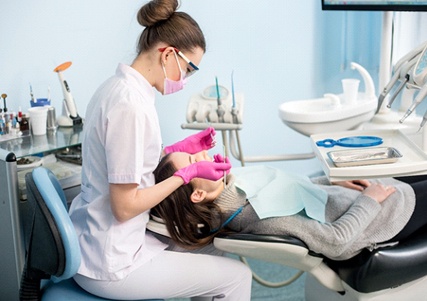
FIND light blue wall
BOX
[0,0,381,175]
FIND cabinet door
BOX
[0,150,24,301]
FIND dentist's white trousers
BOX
[74,250,252,300]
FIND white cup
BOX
[341,78,360,105]
[28,106,49,135]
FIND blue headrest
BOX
[32,167,81,282]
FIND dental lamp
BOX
[53,62,83,127]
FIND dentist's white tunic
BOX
[69,63,167,281]
[69,63,252,300]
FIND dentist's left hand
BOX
[164,127,216,154]
[174,160,231,185]
[213,153,229,164]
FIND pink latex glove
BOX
[174,160,231,185]
[164,127,216,155]
[213,153,230,166]
[213,154,232,176]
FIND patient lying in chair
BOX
[153,151,427,261]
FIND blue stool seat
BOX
[41,278,162,301]
[20,167,164,301]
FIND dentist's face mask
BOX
[162,50,187,95]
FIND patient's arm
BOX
[234,194,383,260]
[332,179,371,191]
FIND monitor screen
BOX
[322,1,427,11]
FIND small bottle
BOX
[20,114,30,135]
[18,106,22,122]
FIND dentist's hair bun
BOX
[137,0,180,27]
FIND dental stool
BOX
[20,167,163,301]
[147,218,427,301]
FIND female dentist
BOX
[68,0,252,300]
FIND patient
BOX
[153,151,427,261]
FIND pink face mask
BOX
[162,51,187,95]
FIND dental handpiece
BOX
[400,83,427,123]
[379,45,426,112]
[387,74,409,108]
[378,60,411,112]
[418,109,427,132]
[387,58,418,108]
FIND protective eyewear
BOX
[158,47,199,78]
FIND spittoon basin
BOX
[278,93,377,136]
[278,62,377,136]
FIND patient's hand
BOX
[332,179,371,191]
[362,183,396,203]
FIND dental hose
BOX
[239,256,304,288]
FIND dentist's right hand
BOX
[174,160,231,185]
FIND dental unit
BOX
[143,39,427,301]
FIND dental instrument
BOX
[214,76,228,158]
[223,145,226,188]
[386,57,418,108]
[215,77,221,106]
[418,108,427,132]
[378,56,417,111]
[53,62,83,127]
[230,71,238,123]
[230,71,245,165]
[1,93,7,113]
[231,71,236,109]
[215,76,225,123]
[400,82,427,123]
[386,74,409,108]
[29,83,36,103]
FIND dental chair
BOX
[148,214,427,300]
[20,167,163,301]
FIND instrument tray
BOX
[327,147,402,167]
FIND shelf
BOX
[0,125,83,158]
[310,129,427,181]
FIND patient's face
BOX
[169,151,225,200]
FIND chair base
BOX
[41,278,163,301]
[305,273,427,301]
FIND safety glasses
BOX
[158,47,199,78]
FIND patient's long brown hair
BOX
[152,154,223,249]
